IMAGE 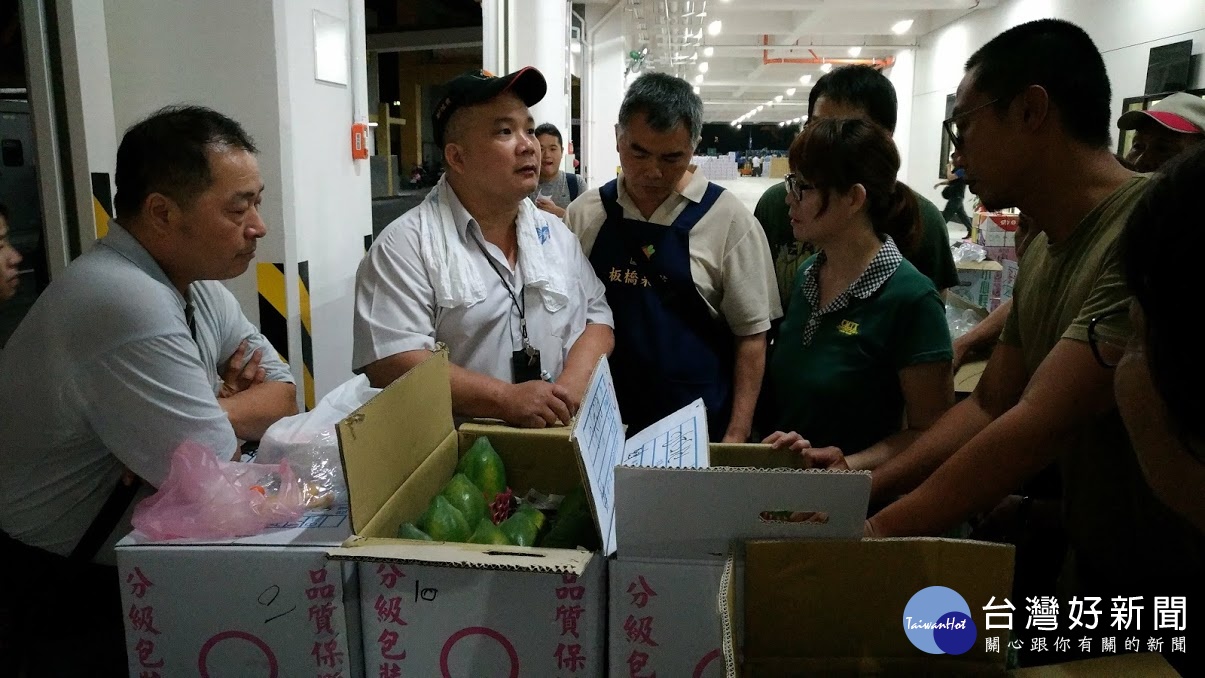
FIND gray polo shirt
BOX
[0,223,292,561]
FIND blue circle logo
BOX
[903,586,977,655]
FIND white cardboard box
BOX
[327,353,608,677]
[116,506,361,678]
[565,356,873,677]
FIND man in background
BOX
[1119,91,1205,173]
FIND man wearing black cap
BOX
[353,67,614,428]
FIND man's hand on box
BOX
[219,340,266,398]
[502,380,574,428]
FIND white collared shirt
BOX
[352,184,612,383]
[564,170,782,336]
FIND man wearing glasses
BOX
[864,19,1204,654]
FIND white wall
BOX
[510,0,571,143]
[885,48,917,184]
[277,0,373,399]
[907,0,1205,208]
[583,2,626,187]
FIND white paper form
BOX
[623,399,710,469]
[571,357,710,556]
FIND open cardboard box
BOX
[327,352,606,677]
[567,356,875,676]
[731,537,1016,676]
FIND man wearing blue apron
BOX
[567,73,781,441]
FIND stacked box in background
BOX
[952,211,1021,312]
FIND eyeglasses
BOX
[784,174,815,201]
[943,98,1001,149]
[1088,308,1130,369]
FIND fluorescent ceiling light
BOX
[774,95,783,102]
[786,87,796,96]
[698,62,709,73]
[892,19,914,34]
[848,46,862,57]
[693,86,701,94]
[799,74,812,85]
[694,73,704,83]
[703,46,714,57]
[820,63,833,73]
[707,20,722,36]
[757,105,764,112]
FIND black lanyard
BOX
[470,232,534,354]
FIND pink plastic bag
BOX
[131,441,307,540]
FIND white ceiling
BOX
[595,0,996,125]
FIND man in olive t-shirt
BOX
[866,22,1205,647]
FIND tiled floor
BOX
[712,176,968,244]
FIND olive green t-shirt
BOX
[1002,175,1204,585]
[754,182,959,312]
[770,239,952,454]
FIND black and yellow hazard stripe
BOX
[297,261,315,410]
[92,172,113,238]
[257,261,315,410]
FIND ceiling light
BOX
[571,43,581,54]
[848,46,862,57]
[774,95,783,102]
[703,46,714,57]
[779,122,785,127]
[786,87,796,96]
[799,74,812,85]
[757,105,764,112]
[694,74,704,83]
[766,101,774,107]
[820,63,833,73]
[693,86,700,94]
[892,19,914,34]
[707,20,722,36]
[698,62,709,73]
[736,123,741,129]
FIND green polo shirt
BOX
[754,182,959,312]
[770,237,952,454]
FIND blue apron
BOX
[591,179,734,440]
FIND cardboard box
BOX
[116,506,361,678]
[327,353,606,677]
[954,259,1007,312]
[736,537,1016,676]
[567,357,874,678]
[976,212,1020,249]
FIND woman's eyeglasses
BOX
[784,174,815,201]
[1088,307,1130,369]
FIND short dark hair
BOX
[0,202,8,222]
[535,123,563,144]
[788,117,921,255]
[965,18,1111,148]
[1122,143,1205,451]
[114,105,258,219]
[618,72,704,144]
[808,65,897,133]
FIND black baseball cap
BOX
[432,67,548,148]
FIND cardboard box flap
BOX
[615,467,870,560]
[337,352,454,535]
[742,538,1015,668]
[569,356,627,557]
[326,537,592,575]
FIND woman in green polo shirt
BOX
[762,118,953,469]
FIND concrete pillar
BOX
[508,0,570,156]
[582,1,626,187]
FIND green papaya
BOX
[468,518,511,545]
[499,511,539,547]
[396,522,433,541]
[540,486,600,550]
[418,495,472,542]
[515,503,550,542]
[457,437,507,502]
[440,473,488,526]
